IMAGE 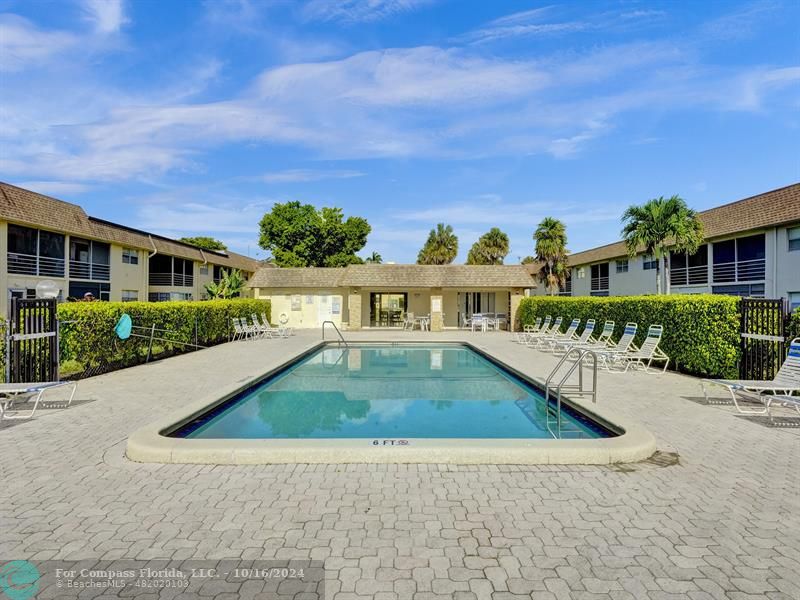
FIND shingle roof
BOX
[560,183,800,267]
[248,267,346,288]
[249,264,535,289]
[0,182,259,272]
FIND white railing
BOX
[8,252,65,277]
[670,264,709,286]
[69,260,110,281]
[149,273,194,287]
[712,258,765,283]
[591,276,609,291]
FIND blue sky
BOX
[1,0,798,263]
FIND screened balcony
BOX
[7,224,65,277]
[149,255,194,287]
[670,245,709,286]
[711,234,766,283]
[69,237,110,281]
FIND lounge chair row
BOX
[0,381,78,421]
[232,314,293,341]
[515,316,669,373]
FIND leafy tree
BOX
[534,217,569,295]
[620,195,704,294]
[520,255,537,265]
[204,268,246,299]
[365,251,383,264]
[179,236,227,251]
[466,227,510,265]
[417,223,458,265]
[258,202,370,267]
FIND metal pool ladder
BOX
[322,321,349,348]
[544,348,598,439]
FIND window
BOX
[789,292,800,310]
[670,245,708,286]
[69,282,110,301]
[642,254,658,270]
[122,248,139,264]
[149,292,192,302]
[199,264,209,275]
[615,259,629,273]
[788,227,800,252]
[69,238,110,280]
[712,283,765,298]
[590,263,609,295]
[712,234,765,282]
[121,290,138,302]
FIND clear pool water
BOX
[173,345,613,440]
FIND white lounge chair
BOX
[604,324,669,373]
[256,314,289,338]
[571,320,615,351]
[539,318,581,351]
[0,381,78,421]
[551,319,596,354]
[764,394,800,417]
[525,316,562,347]
[701,339,800,414]
[231,317,248,341]
[262,314,293,336]
[514,317,542,343]
[593,323,638,369]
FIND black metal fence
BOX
[6,297,59,383]
[739,297,790,380]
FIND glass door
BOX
[369,293,407,327]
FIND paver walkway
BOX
[1,330,798,599]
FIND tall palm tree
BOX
[534,217,569,295]
[365,251,383,264]
[417,223,458,265]
[620,195,704,294]
[466,227,510,265]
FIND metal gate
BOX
[6,297,59,383]
[739,298,788,380]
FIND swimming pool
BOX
[170,344,614,440]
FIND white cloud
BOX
[0,14,77,72]
[11,181,92,195]
[260,169,365,183]
[302,0,433,23]
[81,0,129,34]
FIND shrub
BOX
[57,299,270,374]
[517,294,740,378]
[789,307,800,341]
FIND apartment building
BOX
[528,184,800,308]
[0,182,260,316]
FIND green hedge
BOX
[58,298,270,375]
[790,307,800,341]
[517,295,740,378]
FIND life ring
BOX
[279,313,289,325]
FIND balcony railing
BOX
[712,258,766,283]
[591,276,609,292]
[149,273,194,287]
[670,265,709,286]
[8,252,65,277]
[69,260,110,281]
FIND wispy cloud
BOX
[302,0,434,23]
[81,0,129,34]
[260,169,365,183]
[0,14,77,72]
[11,181,92,195]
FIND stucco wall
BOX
[254,287,347,329]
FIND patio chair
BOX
[514,317,542,343]
[238,316,260,340]
[0,381,78,421]
[601,324,669,373]
[569,320,615,351]
[403,312,415,331]
[592,323,638,369]
[538,318,581,351]
[524,316,562,347]
[764,394,800,417]
[551,319,596,354]
[701,338,800,414]
[231,317,247,341]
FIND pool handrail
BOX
[322,320,349,348]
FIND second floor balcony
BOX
[69,260,110,281]
[149,272,194,287]
[712,258,766,283]
[8,252,66,278]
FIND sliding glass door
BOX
[369,293,407,327]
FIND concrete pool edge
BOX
[126,341,656,465]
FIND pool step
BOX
[514,399,591,439]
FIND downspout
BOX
[147,235,157,297]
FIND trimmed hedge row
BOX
[790,307,800,341]
[57,299,271,372]
[517,295,740,378]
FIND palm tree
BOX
[364,251,383,264]
[620,195,704,294]
[417,223,458,265]
[466,227,510,265]
[533,217,569,295]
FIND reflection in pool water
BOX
[179,345,612,439]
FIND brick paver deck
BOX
[1,330,798,599]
